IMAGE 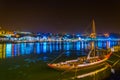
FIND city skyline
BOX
[0,0,120,33]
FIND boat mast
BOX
[91,19,96,48]
[91,19,96,57]
[87,19,96,59]
[92,19,96,37]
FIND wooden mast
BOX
[91,19,96,50]
[92,19,96,37]
[91,19,96,57]
[87,19,96,59]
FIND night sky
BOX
[0,0,120,33]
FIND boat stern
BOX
[47,63,56,68]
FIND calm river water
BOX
[0,41,120,80]
[0,41,119,60]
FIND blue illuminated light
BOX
[6,44,12,58]
[24,43,34,54]
[66,42,70,50]
[82,41,84,48]
[21,43,26,54]
[76,42,80,50]
[55,42,59,51]
[36,43,41,54]
[43,42,47,53]
[14,44,18,56]
[49,43,53,53]
[98,41,102,48]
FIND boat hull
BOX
[47,52,112,71]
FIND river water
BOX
[0,41,120,80]
[0,41,119,60]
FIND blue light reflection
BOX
[43,42,47,53]
[36,43,41,54]
[6,44,12,58]
[0,40,119,59]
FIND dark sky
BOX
[0,0,120,33]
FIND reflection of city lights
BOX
[0,44,7,59]
[0,44,3,59]
[17,44,20,56]
[82,41,84,48]
[25,43,34,54]
[76,42,80,50]
[0,40,118,59]
[59,42,62,50]
[21,43,26,54]
[49,42,52,53]
[3,44,6,59]
[36,43,41,54]
[66,42,70,50]
[14,44,18,56]
[98,41,102,48]
[56,42,59,51]
[43,42,47,53]
[6,44,12,58]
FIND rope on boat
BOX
[83,21,92,36]
[87,49,93,59]
[49,51,65,64]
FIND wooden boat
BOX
[47,51,112,71]
[47,19,112,71]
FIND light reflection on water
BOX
[6,44,12,58]
[0,41,119,59]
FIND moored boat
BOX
[47,51,112,71]
[47,19,112,71]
